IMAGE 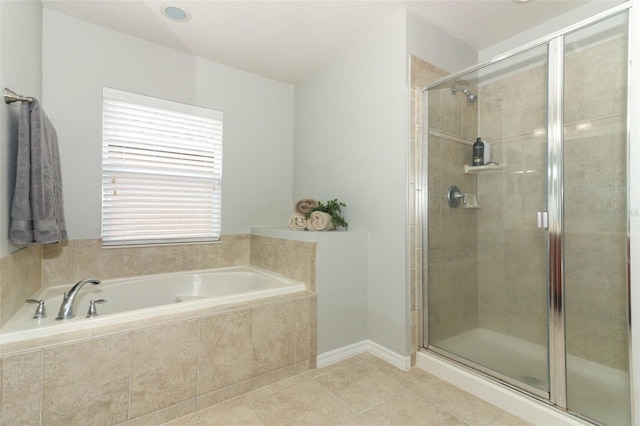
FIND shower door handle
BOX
[537,211,549,230]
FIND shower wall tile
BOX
[441,89,464,138]
[462,92,479,141]
[411,56,448,90]
[566,312,623,368]
[415,31,628,374]
[564,37,628,125]
[427,89,442,132]
[478,87,504,142]
[476,57,548,347]
[473,33,629,369]
[420,60,481,344]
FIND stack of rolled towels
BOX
[288,199,336,231]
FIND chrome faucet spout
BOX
[56,278,101,320]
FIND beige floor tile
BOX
[361,357,444,387]
[354,352,374,361]
[314,362,405,414]
[348,391,468,426]
[250,379,354,425]
[164,397,251,425]
[245,372,314,402]
[194,405,266,425]
[433,384,506,425]
[309,357,359,378]
[490,411,534,426]
[167,353,535,426]
[130,400,196,426]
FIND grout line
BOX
[195,318,200,408]
[39,349,44,426]
[128,331,132,422]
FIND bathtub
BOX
[0,265,306,344]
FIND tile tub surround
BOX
[0,233,318,424]
[41,235,252,287]
[1,233,315,334]
[0,245,42,328]
[250,234,316,292]
[0,291,317,425]
[39,235,316,291]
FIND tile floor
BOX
[166,353,532,425]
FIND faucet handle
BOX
[26,299,46,319]
[86,299,107,318]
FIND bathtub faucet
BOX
[55,278,101,320]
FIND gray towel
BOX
[9,99,67,244]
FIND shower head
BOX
[451,87,478,103]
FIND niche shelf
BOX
[464,164,506,174]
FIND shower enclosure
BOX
[422,7,631,425]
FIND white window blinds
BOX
[102,88,223,246]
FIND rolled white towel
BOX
[288,213,308,231]
[295,198,318,216]
[308,211,335,231]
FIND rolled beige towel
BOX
[308,211,335,231]
[295,198,318,216]
[288,213,308,231]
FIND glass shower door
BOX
[425,44,551,395]
[563,12,631,425]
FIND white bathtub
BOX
[0,266,306,344]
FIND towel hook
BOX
[3,88,33,104]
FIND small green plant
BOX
[306,199,348,229]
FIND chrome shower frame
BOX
[420,1,634,422]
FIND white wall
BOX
[406,10,478,75]
[0,1,42,257]
[294,9,476,356]
[42,9,294,240]
[294,9,409,355]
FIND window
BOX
[102,88,223,246]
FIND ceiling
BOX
[42,0,596,83]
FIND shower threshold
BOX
[433,328,549,393]
[428,328,629,425]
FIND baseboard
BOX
[367,340,412,371]
[316,341,369,368]
[317,340,411,371]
